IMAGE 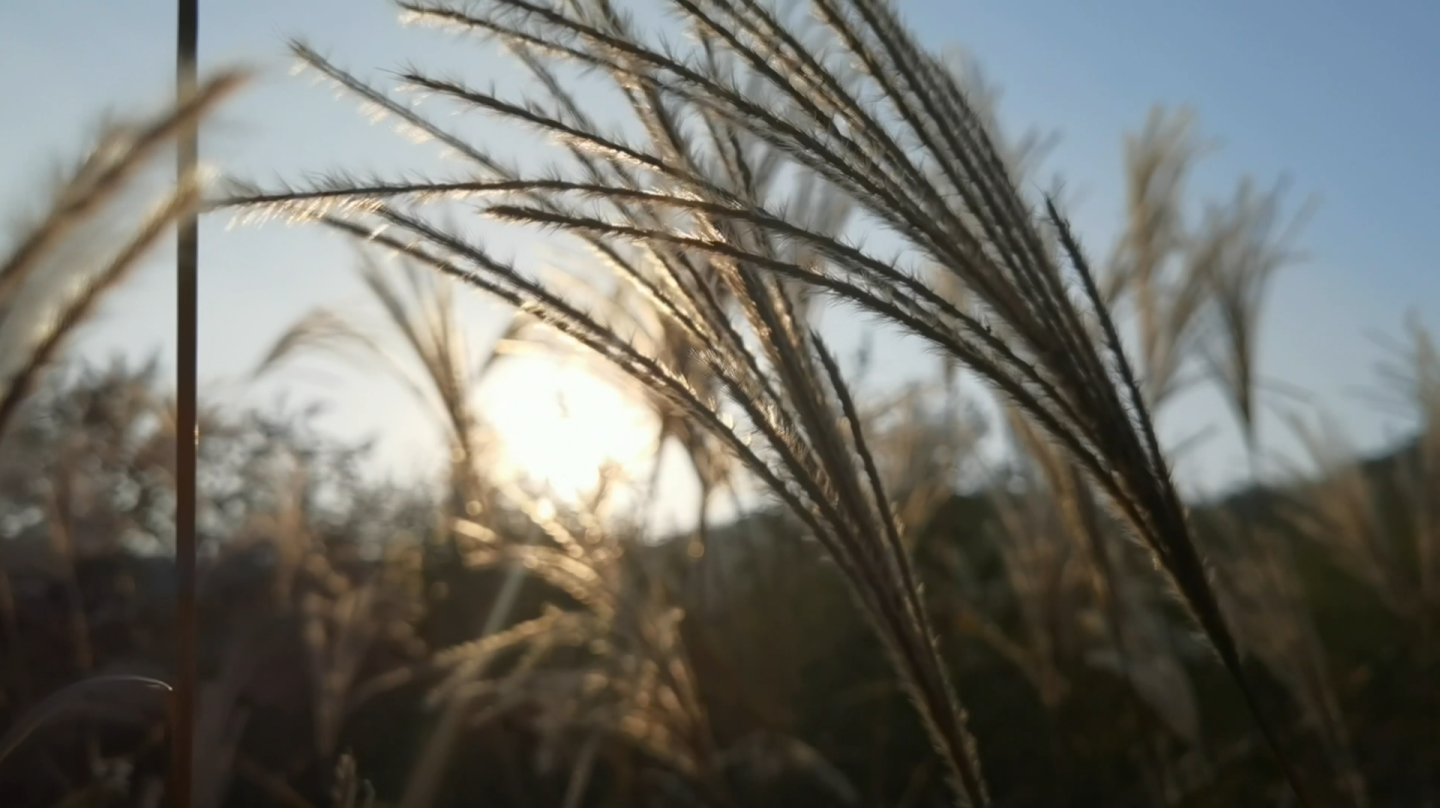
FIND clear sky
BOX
[2,1,1437,520]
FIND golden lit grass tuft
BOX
[222,1,1327,802]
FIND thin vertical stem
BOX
[172,1,199,806]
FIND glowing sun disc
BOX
[480,358,657,501]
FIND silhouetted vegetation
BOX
[3,2,1437,807]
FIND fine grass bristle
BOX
[221,0,1328,803]
[0,72,244,442]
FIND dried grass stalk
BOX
[224,0,1317,801]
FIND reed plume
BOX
[224,0,1318,800]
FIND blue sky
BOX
[1,1,1437,514]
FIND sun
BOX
[479,357,659,502]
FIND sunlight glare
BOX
[480,358,658,504]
